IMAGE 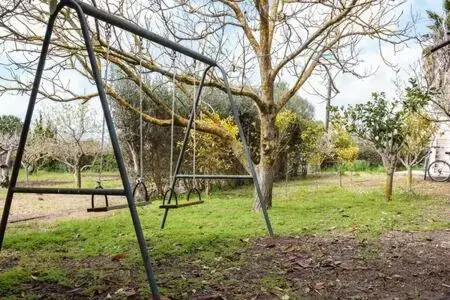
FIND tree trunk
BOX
[0,148,13,188]
[127,142,140,177]
[381,154,396,201]
[253,111,277,211]
[205,181,211,196]
[339,170,343,188]
[407,166,413,192]
[254,163,274,211]
[384,170,394,201]
[74,164,82,189]
[25,166,29,184]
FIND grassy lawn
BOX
[0,173,449,298]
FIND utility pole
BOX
[325,76,332,132]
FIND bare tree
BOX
[44,103,101,188]
[0,115,22,188]
[0,0,413,210]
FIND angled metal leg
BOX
[217,66,274,236]
[68,1,160,298]
[0,2,66,250]
[160,66,212,229]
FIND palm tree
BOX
[423,0,450,119]
[425,0,450,41]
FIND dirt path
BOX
[1,192,130,223]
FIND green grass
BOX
[0,173,449,297]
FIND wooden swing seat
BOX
[87,201,151,212]
[159,200,204,209]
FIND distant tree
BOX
[337,93,407,201]
[300,120,328,175]
[184,113,242,195]
[399,114,436,191]
[274,110,324,179]
[275,109,299,179]
[396,81,434,191]
[21,113,56,182]
[333,124,359,187]
[0,115,22,187]
[45,104,101,188]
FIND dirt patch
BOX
[165,230,450,299]
[0,249,19,272]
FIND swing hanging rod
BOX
[66,0,217,67]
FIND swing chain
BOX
[169,50,176,184]
[192,60,198,182]
[138,36,144,181]
[98,23,112,184]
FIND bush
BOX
[322,160,384,173]
[356,139,382,166]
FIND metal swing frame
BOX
[0,0,273,298]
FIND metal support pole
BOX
[160,66,212,229]
[68,0,216,66]
[68,1,160,298]
[0,2,66,250]
[217,66,274,236]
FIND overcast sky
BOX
[0,0,443,122]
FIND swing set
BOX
[0,0,274,298]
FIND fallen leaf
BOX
[115,288,136,297]
[295,257,312,268]
[282,245,297,253]
[314,282,325,290]
[112,252,126,261]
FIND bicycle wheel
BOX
[427,160,450,182]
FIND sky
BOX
[0,0,444,122]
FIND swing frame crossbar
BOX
[0,0,274,298]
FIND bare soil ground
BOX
[184,232,450,300]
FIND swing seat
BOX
[88,201,151,212]
[159,187,203,209]
[88,178,151,212]
[159,200,204,209]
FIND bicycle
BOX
[427,147,450,182]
